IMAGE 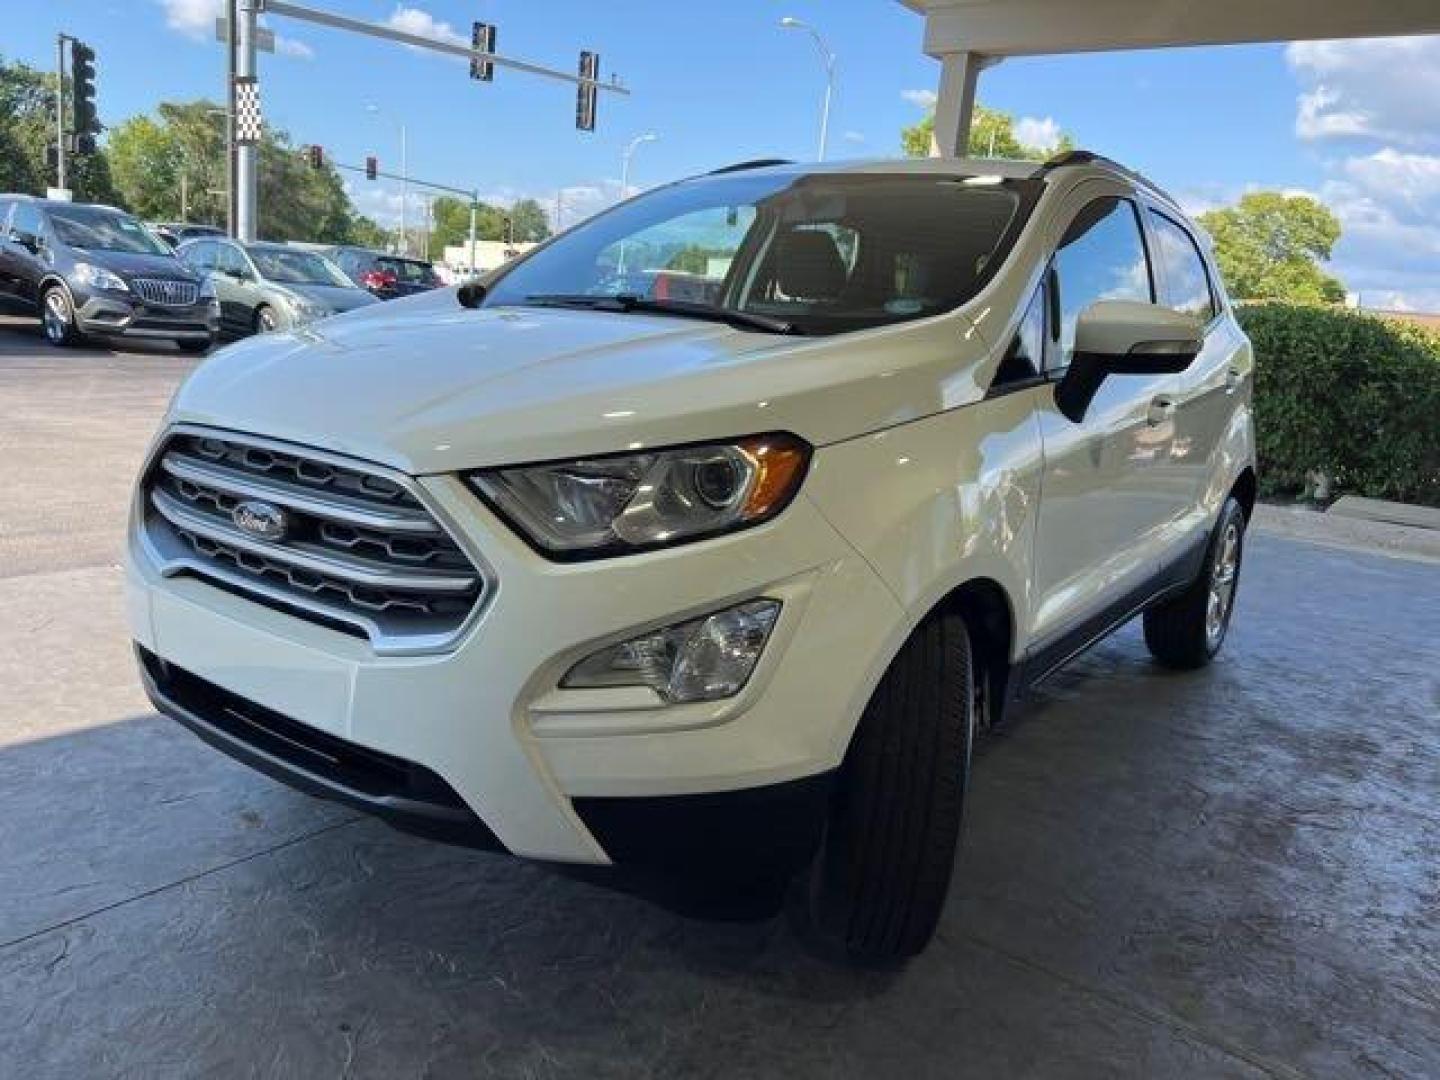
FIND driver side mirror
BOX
[1055,300,1201,423]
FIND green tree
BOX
[901,104,1074,160]
[0,55,119,204]
[508,198,551,243]
[426,196,552,259]
[110,98,372,244]
[1199,192,1346,304]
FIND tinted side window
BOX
[217,245,249,276]
[1051,197,1151,372]
[1148,210,1216,323]
[10,204,45,245]
[182,241,216,271]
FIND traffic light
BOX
[365,155,377,181]
[71,40,99,138]
[469,22,495,81]
[575,50,599,132]
[306,144,324,169]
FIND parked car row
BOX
[0,193,445,351]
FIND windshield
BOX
[49,206,172,256]
[485,171,1037,335]
[249,247,352,287]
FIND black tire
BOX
[254,306,278,334]
[41,285,82,347]
[176,338,212,354]
[790,610,976,965]
[1144,497,1246,670]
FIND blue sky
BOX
[10,2,1440,309]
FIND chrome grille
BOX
[140,430,487,653]
[132,278,200,306]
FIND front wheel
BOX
[790,610,976,965]
[1144,497,1246,669]
[41,286,83,347]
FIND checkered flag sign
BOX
[234,77,263,144]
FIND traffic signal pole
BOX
[54,34,67,192]
[235,0,259,241]
[227,0,627,249]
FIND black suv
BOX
[0,196,218,351]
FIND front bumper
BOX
[126,442,904,866]
[78,293,219,342]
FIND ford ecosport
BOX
[127,152,1256,964]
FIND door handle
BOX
[1146,396,1176,426]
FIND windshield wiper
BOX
[521,293,802,335]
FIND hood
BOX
[78,249,198,281]
[281,283,378,312]
[167,288,999,474]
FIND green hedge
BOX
[1237,304,1440,508]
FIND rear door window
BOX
[1148,210,1217,323]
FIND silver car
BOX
[175,238,378,337]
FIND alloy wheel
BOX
[1206,521,1241,647]
[42,291,69,344]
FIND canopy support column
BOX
[930,50,994,157]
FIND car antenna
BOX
[457,281,487,309]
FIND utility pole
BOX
[54,35,67,192]
[468,197,478,277]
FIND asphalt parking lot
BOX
[1,314,1437,1079]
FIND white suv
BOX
[127,152,1255,964]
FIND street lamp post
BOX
[615,133,657,280]
[620,131,658,197]
[367,104,408,255]
[780,16,835,162]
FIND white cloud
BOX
[156,0,313,59]
[842,130,865,144]
[1287,37,1440,147]
[157,0,217,38]
[1014,116,1062,152]
[275,36,315,61]
[384,5,467,49]
[1282,37,1440,312]
[901,88,937,110]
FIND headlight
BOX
[563,599,781,702]
[73,262,129,292]
[283,294,330,323]
[198,276,218,300]
[469,433,810,558]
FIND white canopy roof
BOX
[900,0,1440,58]
[900,0,1440,155]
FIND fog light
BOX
[563,599,780,703]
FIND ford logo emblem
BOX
[232,499,289,542]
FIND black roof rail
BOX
[707,158,793,176]
[1034,149,1169,199]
